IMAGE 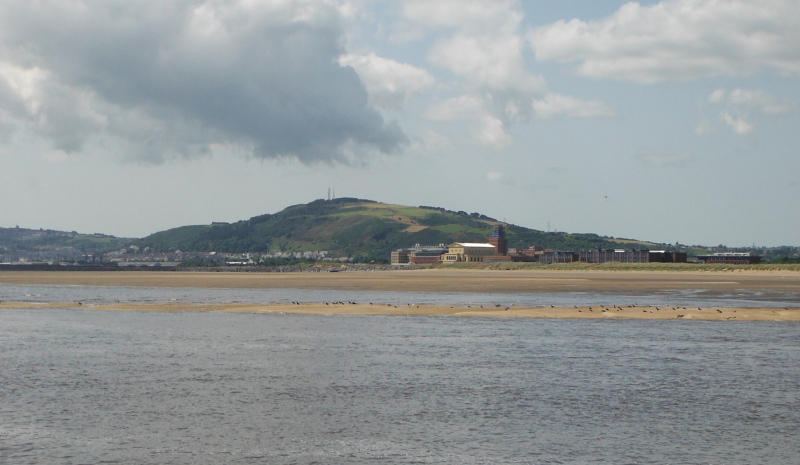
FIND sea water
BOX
[1,295,798,464]
[2,283,799,308]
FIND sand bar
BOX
[1,301,798,321]
[2,269,799,320]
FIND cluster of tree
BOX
[418,206,497,222]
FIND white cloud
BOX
[0,63,47,113]
[339,53,434,112]
[0,0,406,164]
[707,89,728,105]
[402,0,545,148]
[530,0,800,83]
[427,99,513,148]
[412,130,453,155]
[721,111,754,136]
[428,32,541,93]
[336,0,360,19]
[478,115,511,148]
[487,171,503,181]
[533,93,615,119]
[395,0,623,148]
[426,95,484,121]
[706,88,794,136]
[708,88,794,115]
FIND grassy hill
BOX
[0,227,130,262]
[135,198,668,261]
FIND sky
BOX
[0,0,798,247]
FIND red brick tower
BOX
[489,224,508,256]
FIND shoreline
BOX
[2,269,800,294]
[2,301,798,321]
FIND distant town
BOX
[0,245,352,268]
[391,225,763,266]
[0,226,772,269]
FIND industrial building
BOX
[577,249,688,263]
[390,244,448,265]
[502,246,573,263]
[648,251,688,263]
[579,249,650,263]
[534,250,577,264]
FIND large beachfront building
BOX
[440,243,499,263]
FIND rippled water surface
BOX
[2,283,799,308]
[1,301,798,464]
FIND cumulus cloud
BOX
[477,115,511,148]
[388,0,617,147]
[706,88,794,135]
[0,0,406,164]
[533,93,615,119]
[720,112,754,135]
[402,0,545,147]
[410,130,453,155]
[426,95,484,121]
[708,88,794,115]
[530,0,800,83]
[339,53,434,112]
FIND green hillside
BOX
[0,227,130,263]
[135,198,668,261]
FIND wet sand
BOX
[1,301,797,321]
[1,269,799,321]
[2,268,800,294]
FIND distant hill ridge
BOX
[134,198,665,261]
[0,226,130,263]
[4,199,796,263]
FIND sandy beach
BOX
[2,269,799,320]
[2,268,800,293]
